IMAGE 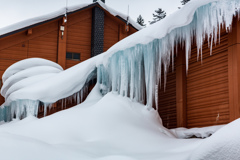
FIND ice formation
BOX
[98,0,240,108]
[0,58,98,120]
[1,0,240,121]
[0,58,63,121]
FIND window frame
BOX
[66,52,81,61]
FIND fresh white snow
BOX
[170,125,225,139]
[0,85,238,160]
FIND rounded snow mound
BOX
[2,58,63,83]
[189,118,240,160]
[1,58,63,101]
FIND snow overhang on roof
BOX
[0,0,142,39]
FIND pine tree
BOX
[136,15,146,27]
[149,8,166,24]
[181,0,190,5]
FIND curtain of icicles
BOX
[97,0,240,110]
[0,83,89,122]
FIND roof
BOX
[0,0,142,39]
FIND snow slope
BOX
[0,86,239,160]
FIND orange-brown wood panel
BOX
[228,18,240,121]
[104,15,119,52]
[118,25,128,41]
[66,60,80,68]
[176,50,187,128]
[0,20,59,51]
[0,59,19,74]
[187,31,229,128]
[0,42,28,61]
[158,61,177,129]
[28,29,58,62]
[66,9,92,68]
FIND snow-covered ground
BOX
[0,86,239,160]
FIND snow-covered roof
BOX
[2,0,240,107]
[0,0,142,38]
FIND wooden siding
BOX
[66,9,92,68]
[187,31,229,128]
[0,20,59,106]
[103,15,119,52]
[0,6,138,116]
[28,30,58,62]
[158,62,177,129]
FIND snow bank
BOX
[0,87,239,160]
[170,125,224,139]
[190,119,240,160]
[0,87,202,160]
[0,0,142,37]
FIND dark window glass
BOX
[66,52,80,61]
[73,53,80,60]
[66,52,72,59]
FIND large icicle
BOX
[0,68,96,122]
[97,0,240,108]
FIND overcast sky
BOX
[85,0,182,25]
[0,0,182,28]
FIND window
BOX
[66,52,80,61]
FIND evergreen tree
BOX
[136,15,146,27]
[149,8,166,24]
[181,0,190,5]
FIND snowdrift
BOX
[0,87,239,160]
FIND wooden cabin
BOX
[0,1,139,107]
[158,17,240,129]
